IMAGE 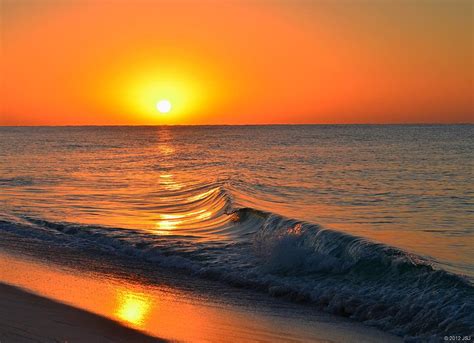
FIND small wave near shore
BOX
[1,183,472,341]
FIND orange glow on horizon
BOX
[1,1,472,125]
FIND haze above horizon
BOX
[1,0,472,125]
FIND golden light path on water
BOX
[153,168,222,236]
[0,126,471,278]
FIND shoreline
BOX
[0,248,402,343]
[0,282,164,343]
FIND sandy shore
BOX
[0,283,164,343]
[0,246,403,343]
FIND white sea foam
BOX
[1,204,472,341]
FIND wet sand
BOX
[0,283,163,343]
[0,248,402,343]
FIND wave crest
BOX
[1,187,472,341]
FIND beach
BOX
[0,245,403,343]
[2,0,473,340]
[0,283,162,343]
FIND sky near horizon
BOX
[1,0,473,125]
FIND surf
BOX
[1,183,472,341]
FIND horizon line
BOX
[0,122,473,127]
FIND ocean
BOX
[0,125,472,340]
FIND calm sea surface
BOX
[0,125,473,338]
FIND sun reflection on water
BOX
[155,208,214,235]
[155,219,178,235]
[159,173,182,191]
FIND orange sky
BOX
[1,0,473,125]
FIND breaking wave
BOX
[1,184,472,341]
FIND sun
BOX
[156,99,172,113]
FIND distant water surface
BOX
[0,125,473,339]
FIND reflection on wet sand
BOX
[0,249,401,342]
[115,289,152,329]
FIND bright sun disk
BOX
[156,99,172,113]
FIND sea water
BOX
[0,125,472,339]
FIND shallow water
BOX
[0,250,401,342]
[0,125,473,339]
